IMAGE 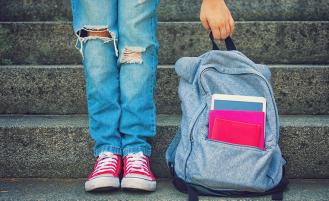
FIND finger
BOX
[225,21,231,38]
[201,18,210,30]
[200,15,210,30]
[220,24,227,40]
[229,17,235,36]
[211,24,221,40]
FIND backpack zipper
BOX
[183,101,207,180]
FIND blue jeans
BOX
[71,0,159,157]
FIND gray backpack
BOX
[165,34,288,201]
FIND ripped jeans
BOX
[71,0,159,157]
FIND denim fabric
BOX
[166,50,285,192]
[71,0,159,157]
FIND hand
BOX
[200,0,235,40]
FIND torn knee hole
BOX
[121,47,145,64]
[77,26,112,39]
[75,25,118,58]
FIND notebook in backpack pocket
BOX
[208,110,265,150]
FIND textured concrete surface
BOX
[0,22,328,65]
[0,179,328,201]
[0,65,87,115]
[0,65,180,115]
[1,65,329,115]
[0,114,328,178]
[270,65,329,115]
[1,0,329,21]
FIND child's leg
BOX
[71,0,121,157]
[118,0,159,158]
[117,0,160,191]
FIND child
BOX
[70,0,234,192]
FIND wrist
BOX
[202,0,225,5]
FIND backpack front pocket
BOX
[186,115,276,192]
[187,135,275,192]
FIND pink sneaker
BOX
[85,152,121,192]
[121,152,156,191]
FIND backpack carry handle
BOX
[209,32,237,51]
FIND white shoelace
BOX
[92,152,118,176]
[125,152,150,175]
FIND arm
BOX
[200,0,235,40]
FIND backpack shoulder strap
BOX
[172,174,199,201]
[268,166,289,200]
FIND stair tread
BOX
[0,114,328,178]
[0,178,328,201]
[1,21,328,65]
[1,114,329,128]
[2,64,329,68]
[1,0,329,21]
[1,64,329,115]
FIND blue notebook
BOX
[211,94,266,112]
[214,100,263,111]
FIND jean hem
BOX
[123,146,151,157]
[94,145,122,157]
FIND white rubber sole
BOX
[121,177,156,192]
[85,176,120,192]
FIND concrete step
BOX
[0,114,328,179]
[0,178,328,201]
[1,0,329,22]
[1,65,329,115]
[0,21,328,65]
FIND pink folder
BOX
[208,110,265,150]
